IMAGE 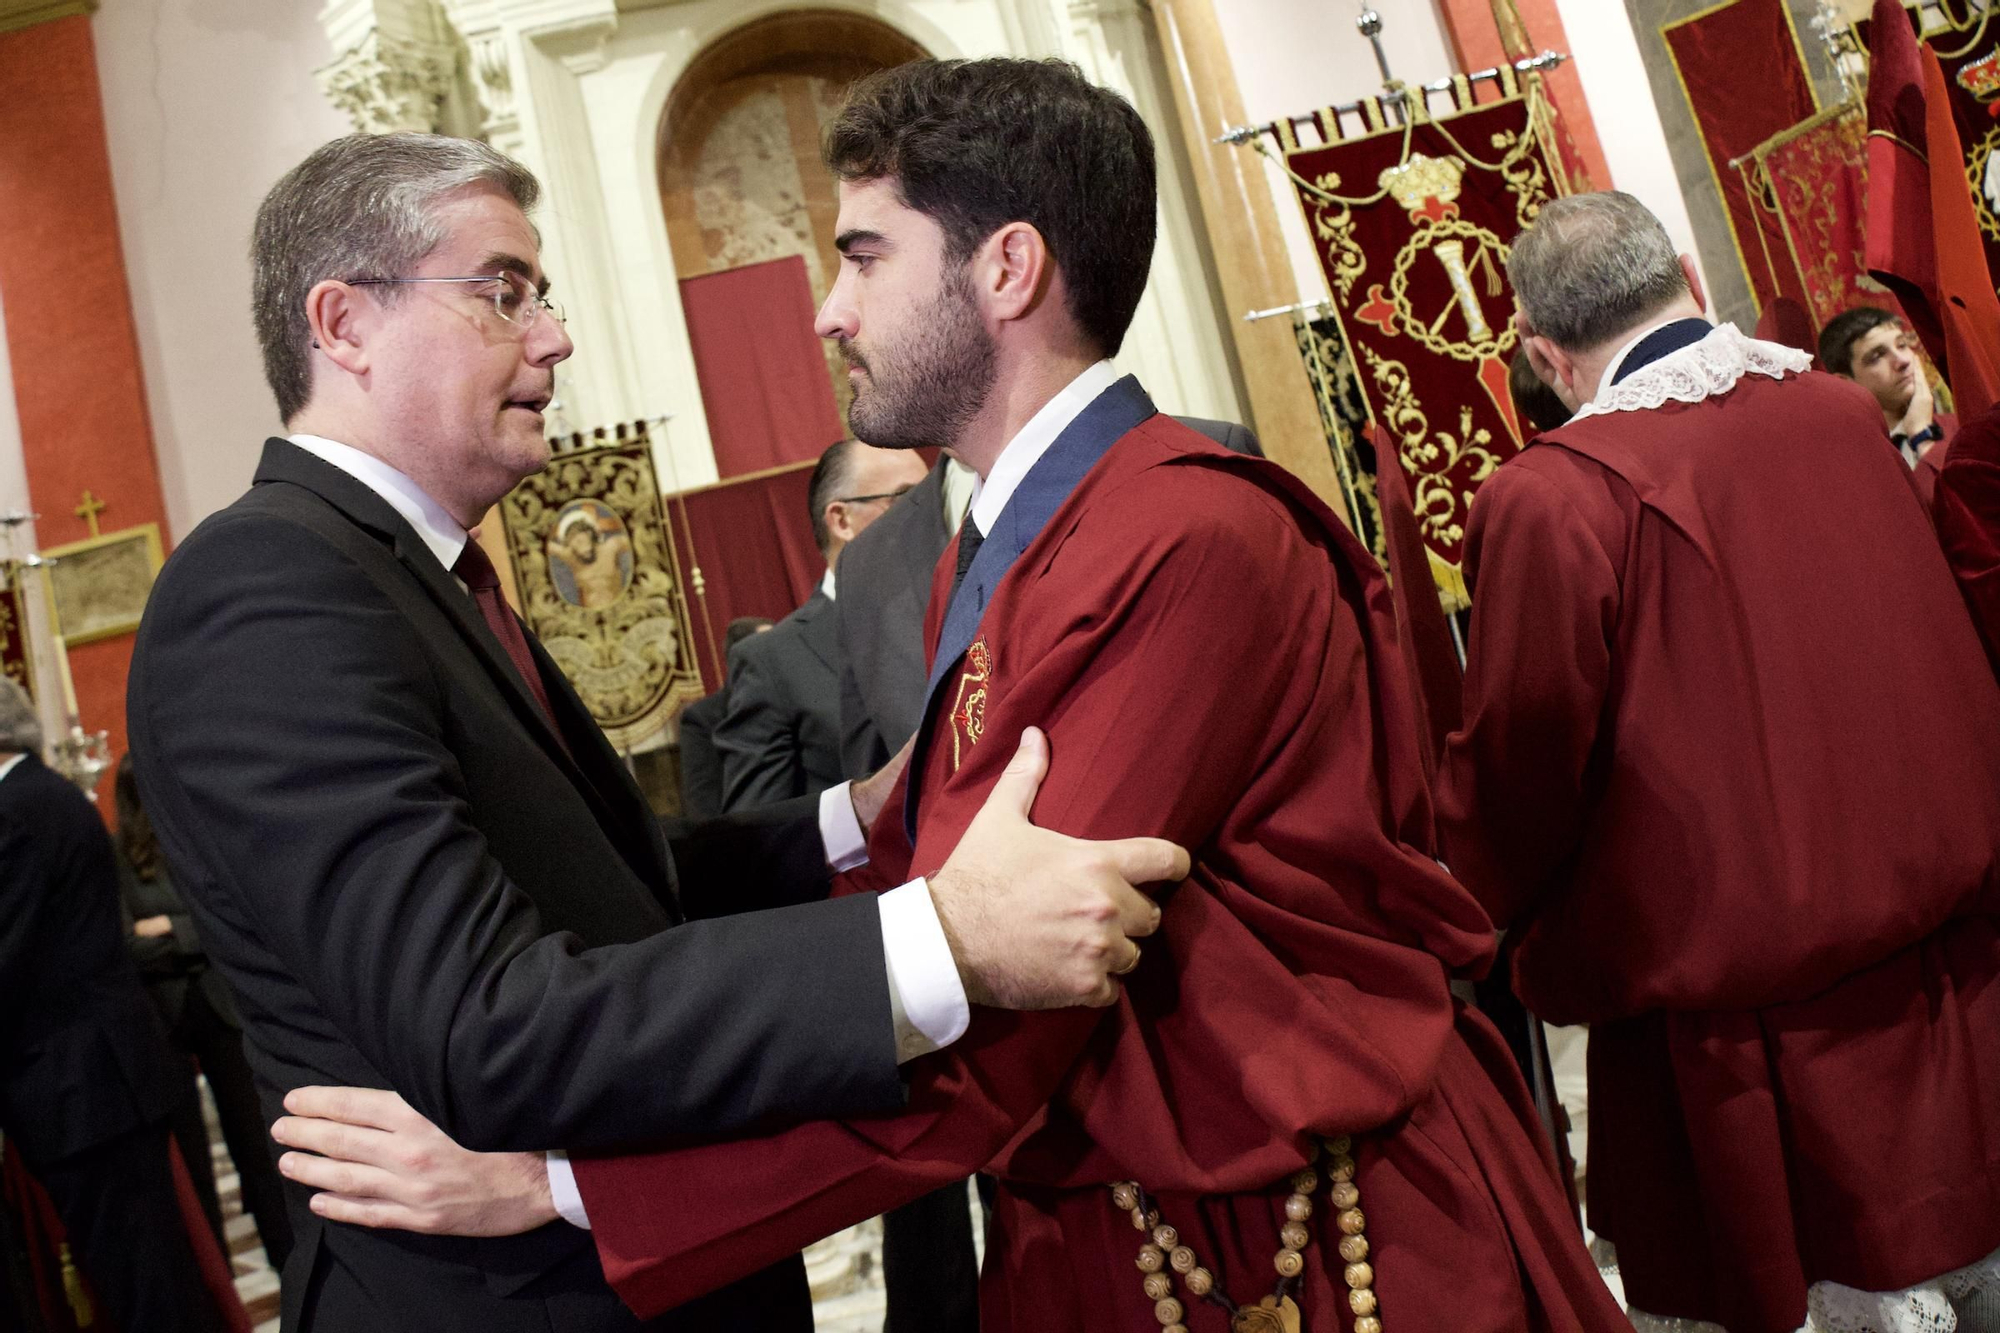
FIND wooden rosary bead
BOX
[1345,1260,1375,1290]
[1143,1272,1173,1300]
[1279,1220,1310,1251]
[1136,1244,1165,1273]
[1328,1135,1352,1156]
[1152,1225,1178,1250]
[1336,1207,1367,1236]
[1354,1318,1382,1333]
[1330,1181,1360,1210]
[1163,1326,1189,1333]
[1154,1296,1185,1325]
[1283,1193,1313,1222]
[1132,1208,1150,1230]
[1327,1154,1356,1183]
[1183,1267,1214,1296]
[1274,1248,1305,1278]
[1169,1246,1197,1274]
[1338,1233,1370,1264]
[1112,1184,1139,1212]
[1290,1168,1319,1195]
[1349,1287,1378,1317]
[1146,1209,1162,1229]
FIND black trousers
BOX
[160,980,295,1270]
[33,1117,223,1333]
[881,1180,980,1333]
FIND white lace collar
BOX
[1571,323,1812,423]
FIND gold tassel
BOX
[59,1241,94,1327]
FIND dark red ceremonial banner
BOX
[1913,5,2000,296]
[1740,103,1899,334]
[665,460,824,691]
[679,256,843,480]
[1281,76,1569,605]
[1662,0,1821,316]
[0,563,31,702]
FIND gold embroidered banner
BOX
[499,434,704,751]
[1293,312,1386,566]
[1279,77,1570,606]
[0,562,31,701]
[1737,101,1895,332]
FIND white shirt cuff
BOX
[547,1150,589,1230]
[819,782,870,872]
[878,877,970,1063]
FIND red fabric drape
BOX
[667,462,824,691]
[1661,0,1819,316]
[679,256,843,480]
[1371,425,1462,779]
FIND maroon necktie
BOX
[452,538,568,749]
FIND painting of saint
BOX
[546,501,634,610]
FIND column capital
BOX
[0,0,95,38]
[316,0,464,134]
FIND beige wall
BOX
[92,0,349,540]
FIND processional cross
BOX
[74,490,105,538]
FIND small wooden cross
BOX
[74,490,105,538]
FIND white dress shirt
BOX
[283,435,968,1229]
[967,359,1121,534]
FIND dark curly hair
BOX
[824,57,1157,358]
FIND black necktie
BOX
[951,517,984,598]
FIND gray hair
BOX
[1507,191,1689,352]
[0,676,42,755]
[252,133,541,423]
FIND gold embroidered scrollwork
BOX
[1363,346,1501,557]
[1311,177,1368,299]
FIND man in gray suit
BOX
[716,439,929,810]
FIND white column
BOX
[0,293,31,551]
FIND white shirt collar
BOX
[819,567,837,601]
[287,434,468,572]
[0,753,26,785]
[1595,316,1692,404]
[966,360,1120,535]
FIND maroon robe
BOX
[1936,404,2000,674]
[1437,368,2000,1332]
[573,417,1629,1330]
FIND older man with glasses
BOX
[126,132,1183,1332]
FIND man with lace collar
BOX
[1438,191,2000,1333]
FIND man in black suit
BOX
[677,617,769,820]
[718,439,929,811]
[0,679,221,1333]
[127,132,1179,1332]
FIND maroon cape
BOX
[1437,368,2000,1331]
[1936,403,2000,674]
[573,418,1628,1330]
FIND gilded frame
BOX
[43,523,164,646]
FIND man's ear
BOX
[975,222,1052,326]
[1526,334,1584,411]
[303,279,372,377]
[1679,253,1708,316]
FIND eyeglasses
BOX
[346,271,566,329]
[836,485,916,507]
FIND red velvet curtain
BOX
[667,462,825,691]
[679,256,844,480]
[1661,0,1819,314]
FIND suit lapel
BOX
[251,441,665,884]
[903,377,1156,838]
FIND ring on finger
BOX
[1110,944,1141,976]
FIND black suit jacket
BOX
[675,690,727,821]
[0,753,189,1165]
[715,591,844,811]
[118,855,243,1032]
[127,440,905,1329]
[833,419,1262,778]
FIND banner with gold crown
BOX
[498,428,704,752]
[1276,74,1570,607]
[1915,6,2000,297]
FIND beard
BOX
[841,263,997,451]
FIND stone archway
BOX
[658,11,928,416]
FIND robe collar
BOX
[905,373,1158,839]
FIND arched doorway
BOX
[658,11,929,416]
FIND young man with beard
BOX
[272,58,1627,1332]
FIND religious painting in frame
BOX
[0,561,35,701]
[499,436,704,751]
[1279,73,1572,607]
[43,524,163,646]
